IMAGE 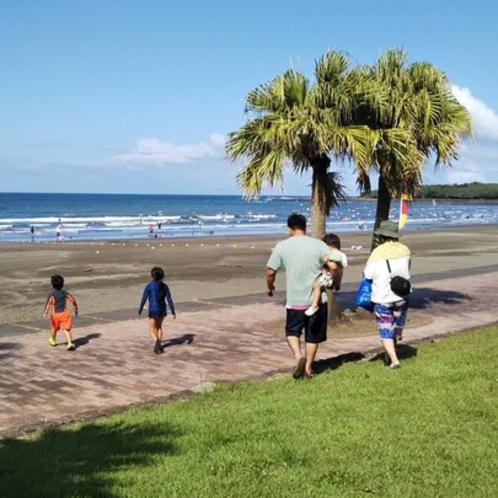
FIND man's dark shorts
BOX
[285,303,328,344]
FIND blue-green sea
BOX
[0,193,496,242]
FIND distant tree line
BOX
[361,182,498,200]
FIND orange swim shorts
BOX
[51,310,73,332]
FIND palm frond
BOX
[315,51,350,85]
[245,70,310,115]
[227,46,473,240]
[237,148,287,198]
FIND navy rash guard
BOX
[139,281,175,317]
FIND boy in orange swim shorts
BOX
[43,274,78,350]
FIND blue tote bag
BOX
[356,274,373,311]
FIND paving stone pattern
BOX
[1,270,497,437]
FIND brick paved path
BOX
[1,268,497,437]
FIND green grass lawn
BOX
[1,327,497,498]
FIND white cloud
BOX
[451,85,498,141]
[460,143,498,165]
[114,133,226,165]
[443,160,486,184]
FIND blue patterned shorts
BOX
[374,301,409,341]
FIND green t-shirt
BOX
[267,235,330,307]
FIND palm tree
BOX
[353,49,473,249]
[226,52,373,239]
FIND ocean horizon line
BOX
[0,191,304,198]
[2,192,498,204]
[1,192,497,243]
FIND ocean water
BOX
[0,192,497,242]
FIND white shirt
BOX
[364,255,411,304]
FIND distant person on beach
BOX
[138,267,176,354]
[305,233,347,317]
[363,221,411,369]
[30,225,35,242]
[43,274,78,351]
[266,213,340,379]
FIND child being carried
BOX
[305,233,348,317]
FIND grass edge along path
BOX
[1,326,497,498]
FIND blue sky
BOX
[1,0,498,195]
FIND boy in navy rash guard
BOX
[139,267,176,354]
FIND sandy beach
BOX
[1,225,498,325]
[3,224,498,439]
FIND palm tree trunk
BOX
[309,162,342,323]
[370,174,391,251]
[310,162,327,239]
[310,193,326,239]
[326,288,342,327]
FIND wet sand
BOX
[1,226,498,324]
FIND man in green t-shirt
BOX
[266,213,340,379]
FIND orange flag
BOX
[399,194,411,228]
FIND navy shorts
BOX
[285,303,328,344]
[148,312,166,319]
